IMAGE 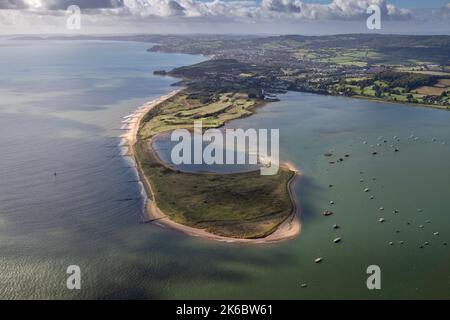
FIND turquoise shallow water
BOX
[0,40,449,299]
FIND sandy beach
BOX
[125,90,301,244]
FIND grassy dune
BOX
[135,90,295,239]
[136,141,294,238]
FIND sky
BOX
[0,0,449,35]
[302,0,449,8]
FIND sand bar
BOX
[125,89,301,244]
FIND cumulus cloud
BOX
[0,0,449,34]
[113,0,413,20]
[0,0,123,9]
[0,0,412,19]
[258,0,410,20]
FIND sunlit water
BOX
[0,40,449,299]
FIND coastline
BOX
[125,89,301,244]
[350,94,449,110]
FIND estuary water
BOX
[0,40,449,299]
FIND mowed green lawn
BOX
[139,91,264,139]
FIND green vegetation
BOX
[135,141,294,238]
[374,71,437,90]
[135,89,295,239]
[317,49,382,67]
[139,90,265,140]
[334,71,450,108]
[144,34,450,109]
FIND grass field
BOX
[139,91,264,140]
[337,77,449,107]
[395,67,450,77]
[136,141,294,238]
[416,79,450,96]
[316,48,385,67]
[135,90,295,239]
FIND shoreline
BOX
[125,89,301,244]
[350,94,449,110]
